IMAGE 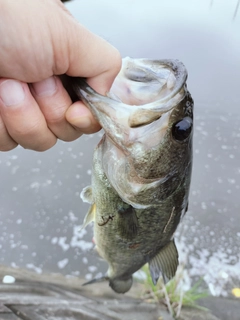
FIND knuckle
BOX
[0,120,18,151]
[8,120,57,151]
[22,137,57,152]
[11,121,42,137]
[31,141,57,152]
[44,104,66,125]
[0,142,18,152]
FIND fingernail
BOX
[66,104,93,129]
[32,76,57,97]
[70,116,92,129]
[0,80,25,106]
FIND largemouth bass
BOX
[69,57,193,293]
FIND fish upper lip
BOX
[77,58,188,106]
[75,60,187,149]
[77,78,186,152]
[117,57,188,103]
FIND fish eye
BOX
[172,116,193,141]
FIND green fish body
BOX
[69,58,193,293]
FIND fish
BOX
[67,57,193,294]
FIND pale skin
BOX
[0,0,122,151]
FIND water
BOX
[0,0,239,296]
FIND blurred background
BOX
[0,0,239,297]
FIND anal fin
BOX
[149,239,178,285]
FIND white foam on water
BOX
[58,237,70,252]
[2,275,15,284]
[85,273,93,280]
[176,235,240,296]
[70,225,93,251]
[26,263,42,274]
[88,265,97,273]
[57,258,69,269]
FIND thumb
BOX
[52,4,122,94]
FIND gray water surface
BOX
[0,0,240,296]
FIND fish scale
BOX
[65,57,193,293]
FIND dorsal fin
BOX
[149,239,179,285]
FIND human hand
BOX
[0,0,121,151]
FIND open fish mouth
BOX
[70,58,193,208]
[110,58,188,106]
[71,57,188,146]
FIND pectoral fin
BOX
[81,204,96,229]
[149,239,178,285]
[117,206,139,240]
[80,186,93,204]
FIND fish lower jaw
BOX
[111,178,165,209]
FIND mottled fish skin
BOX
[67,58,193,294]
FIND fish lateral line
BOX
[163,206,175,233]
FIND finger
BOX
[0,0,121,92]
[0,79,57,151]
[59,75,101,133]
[50,10,122,94]
[31,76,90,140]
[0,114,18,151]
[65,28,122,94]
[65,101,101,134]
[32,75,101,135]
